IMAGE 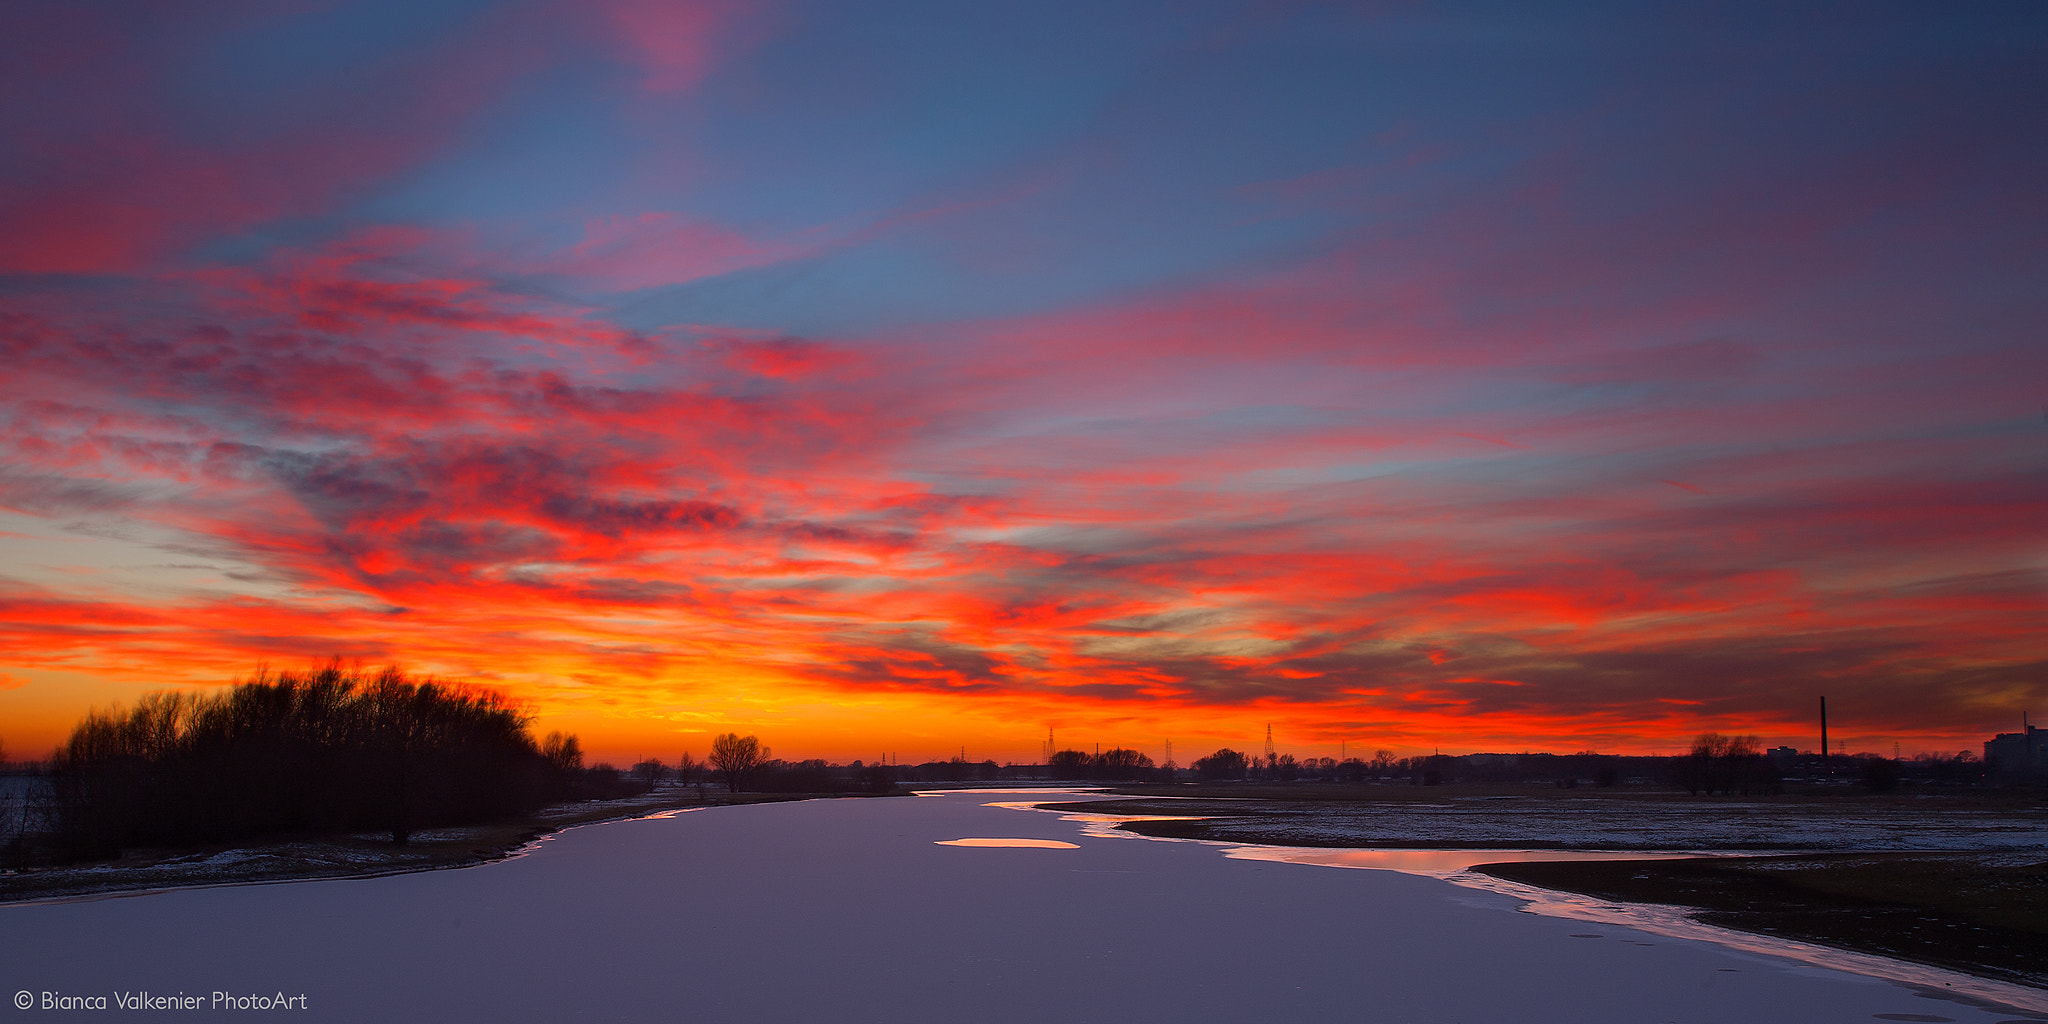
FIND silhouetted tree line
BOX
[598,742,1011,794]
[739,758,884,793]
[1903,750,1983,786]
[0,763,45,865]
[659,740,1993,796]
[737,757,898,792]
[1169,738,1994,795]
[894,755,1001,783]
[42,664,591,861]
[626,734,894,794]
[1192,748,1248,780]
[1669,733,1779,795]
[1188,747,1468,786]
[1047,747,1162,782]
[657,741,1988,795]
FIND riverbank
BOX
[0,787,883,905]
[1047,787,2048,991]
[1473,852,2048,990]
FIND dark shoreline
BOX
[0,789,884,906]
[1472,853,2048,991]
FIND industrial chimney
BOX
[1820,696,1829,772]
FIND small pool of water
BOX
[935,838,1080,849]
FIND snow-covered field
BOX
[1,790,2040,1023]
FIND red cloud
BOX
[601,0,749,95]
[0,10,545,275]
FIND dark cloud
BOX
[539,495,742,536]
[0,469,149,515]
[562,578,700,606]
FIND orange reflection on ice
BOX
[1222,845,1694,876]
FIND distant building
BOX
[1984,725,2046,775]
[1767,746,1799,767]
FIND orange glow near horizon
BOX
[0,640,2017,768]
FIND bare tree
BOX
[1677,733,1772,795]
[675,751,705,798]
[542,732,583,776]
[1193,748,1249,781]
[630,758,666,791]
[708,733,769,792]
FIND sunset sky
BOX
[2,2,2043,765]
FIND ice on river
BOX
[1,790,2039,1023]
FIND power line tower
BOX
[1164,739,1174,770]
[1264,723,1276,766]
[1042,727,1054,765]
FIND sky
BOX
[1,1,2043,765]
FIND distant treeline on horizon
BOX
[633,736,1998,793]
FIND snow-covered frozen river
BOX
[2,790,2040,1022]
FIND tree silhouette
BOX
[542,732,583,773]
[46,663,556,859]
[1046,748,1156,781]
[675,751,705,797]
[1674,733,1776,795]
[1193,748,1249,781]
[709,733,769,792]
[1047,749,1091,778]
